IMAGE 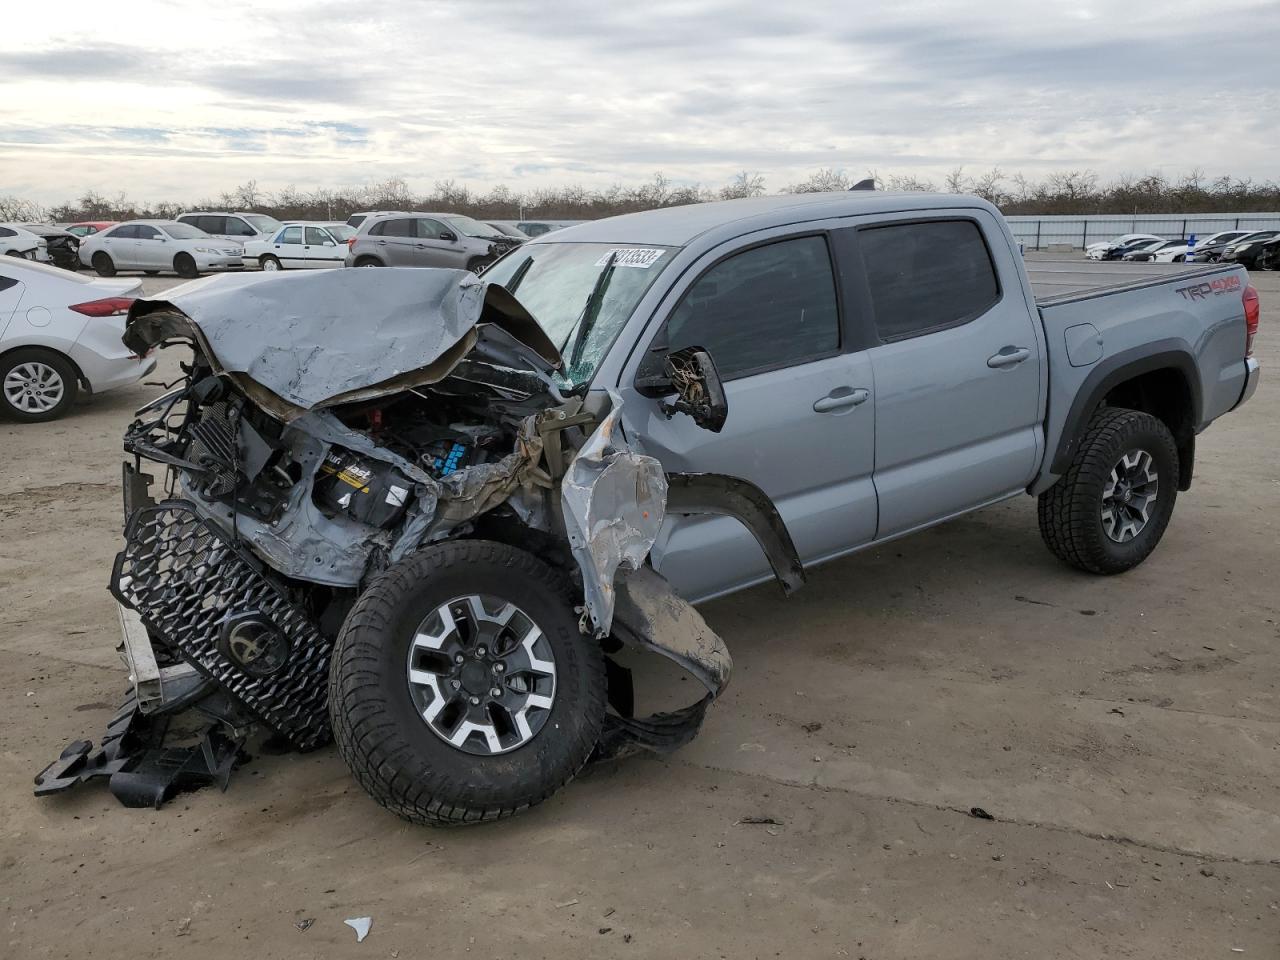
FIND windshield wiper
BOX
[504,255,534,294]
[566,252,617,371]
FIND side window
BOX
[0,275,18,292]
[226,217,256,237]
[108,225,137,239]
[135,225,160,240]
[0,227,14,238]
[858,219,1000,342]
[416,218,449,239]
[280,226,303,244]
[373,219,412,238]
[304,226,329,245]
[664,235,840,380]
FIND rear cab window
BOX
[857,219,1000,342]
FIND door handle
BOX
[987,346,1031,368]
[813,387,870,413]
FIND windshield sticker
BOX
[595,248,665,269]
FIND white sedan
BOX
[78,220,245,278]
[243,222,355,270]
[0,258,156,422]
[0,224,49,261]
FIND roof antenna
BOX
[850,178,876,191]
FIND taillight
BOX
[1243,285,1259,357]
[69,296,135,317]
[346,238,355,249]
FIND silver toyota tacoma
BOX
[37,192,1261,823]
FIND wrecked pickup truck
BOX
[39,191,1260,823]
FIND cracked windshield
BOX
[483,242,677,388]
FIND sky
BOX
[2,0,1278,205]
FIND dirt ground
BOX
[2,264,1277,959]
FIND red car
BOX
[64,221,117,238]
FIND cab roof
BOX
[540,191,996,247]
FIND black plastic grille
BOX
[111,501,332,750]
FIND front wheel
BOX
[1038,408,1179,575]
[329,540,606,826]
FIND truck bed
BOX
[1026,258,1225,305]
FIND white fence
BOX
[1005,213,1280,250]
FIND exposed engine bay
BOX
[35,268,804,821]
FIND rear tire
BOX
[0,348,79,423]
[173,253,198,279]
[260,255,282,271]
[1038,408,1179,575]
[354,256,383,268]
[92,252,116,277]
[329,540,606,826]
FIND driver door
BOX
[617,233,878,602]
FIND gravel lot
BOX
[2,262,1277,958]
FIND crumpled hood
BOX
[123,268,562,421]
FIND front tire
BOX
[1038,408,1179,575]
[91,252,116,277]
[173,253,198,279]
[329,540,606,826]
[0,348,79,422]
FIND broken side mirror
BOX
[636,343,728,433]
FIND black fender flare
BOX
[1049,342,1201,477]
[664,472,806,597]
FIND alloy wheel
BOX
[1101,448,1159,543]
[3,361,65,414]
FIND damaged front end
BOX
[36,268,803,819]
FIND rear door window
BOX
[280,226,303,244]
[108,225,138,239]
[858,219,1000,342]
[663,235,840,380]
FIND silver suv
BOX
[344,213,521,272]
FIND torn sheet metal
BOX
[664,472,806,596]
[123,269,561,421]
[561,392,667,636]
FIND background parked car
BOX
[344,212,520,271]
[1220,231,1280,269]
[1121,238,1186,261]
[21,224,80,270]
[346,210,410,229]
[486,221,529,241]
[176,211,284,243]
[1102,236,1168,261]
[243,222,355,270]
[1191,230,1254,250]
[1256,236,1280,271]
[64,221,116,238]
[0,258,154,422]
[1085,233,1162,260]
[0,224,48,261]
[78,220,245,278]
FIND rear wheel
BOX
[0,348,79,423]
[1038,408,1179,575]
[173,253,198,279]
[329,540,606,826]
[260,255,282,271]
[92,252,116,277]
[354,256,383,268]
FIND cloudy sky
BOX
[3,0,1278,204]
